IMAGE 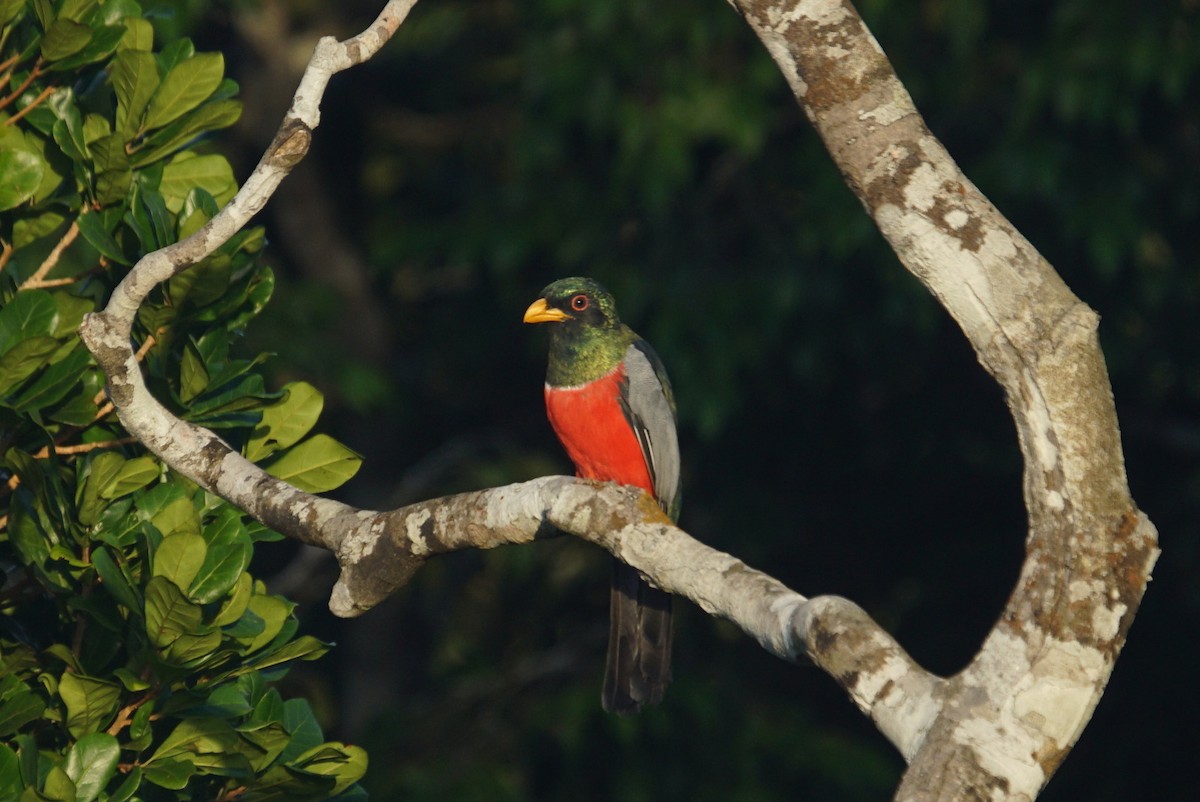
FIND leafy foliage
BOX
[0,2,364,799]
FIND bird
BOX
[524,277,681,714]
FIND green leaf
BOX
[0,336,61,394]
[59,0,99,23]
[50,291,93,337]
[152,532,207,591]
[136,482,199,538]
[265,435,362,493]
[42,765,77,802]
[110,49,159,134]
[0,145,44,211]
[158,152,235,214]
[164,627,221,666]
[58,672,120,738]
[168,257,234,314]
[144,52,224,131]
[64,733,119,802]
[40,18,92,62]
[90,133,132,205]
[0,745,20,800]
[77,451,124,526]
[291,742,368,797]
[48,24,125,73]
[147,716,239,765]
[144,574,204,648]
[246,635,329,673]
[75,209,132,265]
[142,758,192,790]
[7,342,91,412]
[91,546,140,612]
[212,571,252,626]
[277,699,324,764]
[245,382,324,462]
[118,15,152,50]
[132,98,243,167]
[0,290,58,351]
[107,766,141,802]
[49,93,89,161]
[241,595,288,653]
[6,488,52,568]
[179,340,209,403]
[0,690,45,737]
[107,455,159,498]
[189,509,251,603]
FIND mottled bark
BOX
[730,0,1158,798]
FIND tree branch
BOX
[730,0,1159,798]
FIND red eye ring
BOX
[570,294,589,311]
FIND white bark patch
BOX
[769,592,808,658]
[876,207,997,347]
[340,525,375,564]
[1068,578,1104,604]
[852,644,942,759]
[944,209,969,230]
[1091,602,1127,642]
[1020,371,1060,475]
[884,679,942,761]
[902,162,941,212]
[858,85,910,129]
[954,715,1045,800]
[758,33,809,99]
[1016,637,1107,747]
[406,508,432,555]
[769,0,850,32]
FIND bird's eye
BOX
[570,294,589,311]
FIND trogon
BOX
[523,277,681,714]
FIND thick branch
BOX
[333,475,942,759]
[731,0,1159,798]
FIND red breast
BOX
[545,364,654,493]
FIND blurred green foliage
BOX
[1,1,368,799]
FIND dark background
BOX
[165,0,1197,798]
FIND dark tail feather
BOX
[602,560,673,714]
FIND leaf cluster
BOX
[1,2,364,800]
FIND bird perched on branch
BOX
[524,277,681,714]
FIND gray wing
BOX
[619,340,681,521]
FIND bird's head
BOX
[524,278,634,385]
[523,277,622,331]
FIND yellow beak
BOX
[523,297,571,324]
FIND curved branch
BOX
[79,6,424,551]
[731,0,1159,798]
[332,475,942,759]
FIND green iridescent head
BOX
[524,277,637,386]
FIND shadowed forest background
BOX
[161,0,1196,799]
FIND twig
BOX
[0,59,43,110]
[4,83,55,126]
[0,241,12,273]
[106,686,160,736]
[19,262,109,290]
[32,437,138,458]
[19,219,80,290]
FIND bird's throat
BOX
[546,324,633,388]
